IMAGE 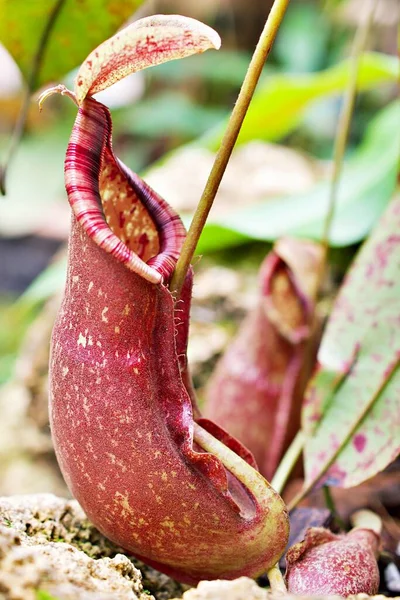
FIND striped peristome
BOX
[64,96,186,285]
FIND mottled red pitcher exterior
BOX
[49,97,289,584]
[286,526,380,595]
[205,239,323,480]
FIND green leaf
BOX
[194,100,399,252]
[301,193,400,489]
[35,590,60,600]
[274,3,330,73]
[116,91,227,140]
[203,52,398,148]
[0,296,36,385]
[0,255,67,385]
[0,124,69,236]
[0,0,145,89]
[185,220,250,254]
[150,49,254,87]
[18,256,67,306]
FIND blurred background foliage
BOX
[0,0,398,386]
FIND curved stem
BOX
[0,0,66,195]
[193,422,274,502]
[192,422,289,575]
[38,84,78,110]
[169,0,291,296]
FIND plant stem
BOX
[323,486,346,529]
[322,485,335,513]
[192,422,287,513]
[315,0,379,294]
[270,430,305,495]
[169,0,291,296]
[0,0,66,195]
[38,85,78,110]
[267,563,287,594]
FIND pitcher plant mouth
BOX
[47,13,289,584]
[64,95,186,286]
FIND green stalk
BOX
[316,0,379,291]
[323,486,346,529]
[270,430,305,495]
[169,0,291,296]
[269,0,379,502]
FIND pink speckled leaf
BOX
[75,14,221,103]
[302,195,400,489]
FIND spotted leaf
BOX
[302,194,400,489]
[75,14,221,103]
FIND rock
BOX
[0,494,185,600]
[175,577,269,600]
[0,495,395,600]
[173,578,392,600]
